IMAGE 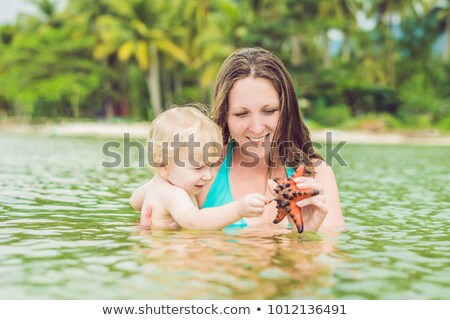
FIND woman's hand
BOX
[292,176,328,232]
[268,177,328,232]
[140,204,153,226]
[140,204,179,228]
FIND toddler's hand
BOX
[236,193,267,218]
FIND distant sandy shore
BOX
[1,122,449,146]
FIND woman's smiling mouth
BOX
[246,133,270,145]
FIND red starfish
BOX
[270,164,319,233]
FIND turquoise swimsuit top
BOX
[202,140,295,229]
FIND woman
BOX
[131,48,345,233]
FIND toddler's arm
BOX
[130,182,149,211]
[163,187,267,230]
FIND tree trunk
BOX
[104,55,117,120]
[341,35,350,64]
[444,11,450,61]
[104,98,114,120]
[387,58,396,88]
[146,42,162,117]
[161,56,173,104]
[118,63,129,117]
[290,34,302,66]
[70,91,79,118]
[385,35,396,89]
[174,67,183,96]
[323,34,331,69]
[386,17,396,88]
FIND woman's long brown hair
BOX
[210,48,323,177]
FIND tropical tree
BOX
[435,0,450,60]
[189,0,248,96]
[0,24,17,116]
[64,0,127,118]
[318,0,361,64]
[369,0,431,88]
[0,21,103,117]
[27,0,61,26]
[0,0,105,117]
[93,0,189,116]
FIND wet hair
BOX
[147,104,222,171]
[210,47,323,176]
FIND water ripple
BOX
[1,135,449,299]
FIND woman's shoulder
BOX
[312,158,336,181]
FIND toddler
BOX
[140,105,267,230]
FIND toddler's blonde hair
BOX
[147,104,222,171]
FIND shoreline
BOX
[1,121,449,146]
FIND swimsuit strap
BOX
[202,140,295,230]
[202,140,235,209]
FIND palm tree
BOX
[316,0,360,67]
[145,0,250,105]
[64,0,121,118]
[322,0,361,64]
[435,0,450,60]
[176,0,211,98]
[369,0,428,88]
[94,0,189,116]
[26,0,62,27]
[186,0,247,97]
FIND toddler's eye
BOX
[208,160,221,168]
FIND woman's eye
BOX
[264,109,278,115]
[234,112,248,117]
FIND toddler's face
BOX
[164,150,220,196]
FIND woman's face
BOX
[227,77,280,159]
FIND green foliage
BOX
[346,113,403,131]
[0,25,15,44]
[173,86,203,105]
[126,63,148,120]
[0,20,105,117]
[300,67,401,118]
[397,73,441,124]
[437,114,450,132]
[343,86,400,115]
[0,0,448,130]
[309,104,352,127]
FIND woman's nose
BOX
[249,115,264,134]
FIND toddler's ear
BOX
[157,166,169,179]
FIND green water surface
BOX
[0,134,449,299]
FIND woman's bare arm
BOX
[314,161,346,232]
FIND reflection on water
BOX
[133,227,338,299]
[0,134,449,299]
